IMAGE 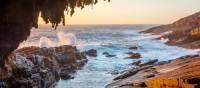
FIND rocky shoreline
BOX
[106,11,200,88]
[106,54,200,88]
[0,45,93,88]
[142,11,200,49]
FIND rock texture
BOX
[106,55,200,88]
[126,52,141,59]
[143,11,200,34]
[106,11,200,88]
[103,52,116,57]
[84,49,97,57]
[0,45,87,88]
[0,0,109,68]
[142,11,200,48]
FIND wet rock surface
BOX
[103,52,116,57]
[126,52,141,59]
[128,46,138,50]
[130,60,141,66]
[138,59,158,67]
[0,45,87,88]
[84,49,97,57]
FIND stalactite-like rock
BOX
[0,0,110,67]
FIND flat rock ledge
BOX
[106,55,200,88]
[0,45,87,88]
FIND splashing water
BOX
[39,37,55,48]
[18,25,199,88]
[57,31,76,46]
[38,31,76,48]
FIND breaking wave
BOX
[39,31,76,48]
[57,31,76,46]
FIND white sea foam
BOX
[39,37,55,48]
[16,25,200,88]
[57,31,76,46]
[160,37,169,43]
[38,31,76,48]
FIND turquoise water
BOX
[19,25,198,88]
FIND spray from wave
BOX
[39,37,55,48]
[38,31,76,48]
[57,31,76,46]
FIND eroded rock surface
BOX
[106,55,200,88]
[142,11,200,49]
[0,45,87,88]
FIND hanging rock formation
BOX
[0,0,110,67]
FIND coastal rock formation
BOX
[143,11,200,48]
[129,46,138,50]
[106,55,200,88]
[130,60,141,66]
[0,45,87,88]
[138,59,158,67]
[143,11,200,34]
[84,49,97,57]
[126,52,141,59]
[103,52,116,57]
[108,11,200,88]
[0,0,110,67]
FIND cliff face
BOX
[143,11,200,48]
[0,45,87,88]
[144,11,200,34]
[0,0,109,67]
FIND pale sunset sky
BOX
[39,0,200,25]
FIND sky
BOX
[39,0,200,25]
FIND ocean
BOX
[18,24,198,88]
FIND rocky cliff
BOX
[143,11,200,48]
[0,45,87,88]
[106,11,200,88]
[144,11,200,34]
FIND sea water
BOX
[18,24,198,88]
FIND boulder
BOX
[127,52,141,59]
[103,52,116,57]
[103,52,109,55]
[106,54,116,57]
[84,49,97,57]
